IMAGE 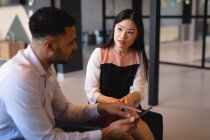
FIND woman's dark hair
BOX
[102,9,148,80]
[29,7,76,38]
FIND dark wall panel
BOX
[57,0,83,73]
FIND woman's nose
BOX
[120,31,127,39]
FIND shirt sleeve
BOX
[52,81,100,121]
[2,70,102,140]
[51,66,100,121]
[129,58,146,103]
[85,48,102,104]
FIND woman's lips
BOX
[118,40,126,45]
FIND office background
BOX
[0,0,210,139]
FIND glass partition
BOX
[205,0,210,67]
[160,18,203,66]
[143,19,150,57]
[161,0,182,16]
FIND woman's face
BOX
[114,19,138,50]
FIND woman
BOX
[85,9,154,140]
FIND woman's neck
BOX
[113,46,129,56]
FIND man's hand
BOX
[97,102,140,118]
[101,117,136,140]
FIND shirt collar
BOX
[24,45,48,76]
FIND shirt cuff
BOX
[88,103,100,116]
[88,130,102,140]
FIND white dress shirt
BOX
[0,45,101,140]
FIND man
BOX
[0,7,139,140]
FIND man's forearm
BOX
[62,103,99,121]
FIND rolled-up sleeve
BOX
[129,63,146,102]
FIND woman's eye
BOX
[117,27,122,31]
[128,31,133,35]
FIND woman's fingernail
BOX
[130,117,135,122]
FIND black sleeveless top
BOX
[100,64,139,98]
[99,47,140,99]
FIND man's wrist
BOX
[101,127,109,140]
[97,103,106,115]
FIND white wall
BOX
[81,0,102,32]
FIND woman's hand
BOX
[120,92,141,107]
[120,94,140,119]
[120,95,135,106]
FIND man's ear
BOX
[43,39,55,53]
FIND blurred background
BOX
[0,0,210,139]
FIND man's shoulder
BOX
[0,54,39,83]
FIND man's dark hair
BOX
[29,7,76,38]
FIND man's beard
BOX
[48,56,70,65]
[49,50,74,65]
[52,58,70,64]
